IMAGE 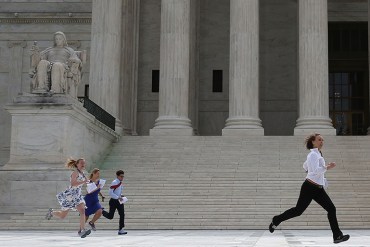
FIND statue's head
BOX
[53,31,68,47]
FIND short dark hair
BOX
[305,133,320,150]
[116,170,124,176]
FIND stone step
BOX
[3,136,370,230]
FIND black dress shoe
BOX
[269,221,276,233]
[334,234,350,244]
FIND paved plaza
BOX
[0,230,368,247]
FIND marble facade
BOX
[0,0,369,165]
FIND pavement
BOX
[0,230,367,247]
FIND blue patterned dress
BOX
[56,171,86,211]
[84,180,103,216]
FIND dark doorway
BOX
[328,22,369,135]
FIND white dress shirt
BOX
[108,178,124,199]
[303,148,328,187]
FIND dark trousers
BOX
[102,198,125,230]
[273,180,342,238]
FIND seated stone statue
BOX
[29,31,86,98]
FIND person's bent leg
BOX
[88,209,102,231]
[102,198,118,220]
[91,209,102,224]
[273,181,313,227]
[52,210,69,219]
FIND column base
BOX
[150,116,194,136]
[150,128,194,136]
[223,117,264,136]
[294,128,336,136]
[294,117,336,136]
[222,128,264,136]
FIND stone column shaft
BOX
[294,0,335,135]
[222,0,263,136]
[121,0,140,135]
[150,0,193,135]
[89,0,122,132]
[368,0,370,135]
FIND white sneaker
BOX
[118,229,127,235]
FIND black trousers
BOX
[102,198,125,230]
[273,180,342,238]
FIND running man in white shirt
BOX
[102,170,127,235]
[268,133,350,244]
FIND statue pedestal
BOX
[3,93,119,169]
[0,93,119,211]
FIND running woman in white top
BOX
[268,133,350,244]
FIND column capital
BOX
[7,41,27,48]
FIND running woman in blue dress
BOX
[84,168,105,231]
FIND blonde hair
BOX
[89,168,100,179]
[65,158,85,169]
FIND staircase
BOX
[1,136,370,230]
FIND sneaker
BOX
[269,221,276,233]
[79,229,91,238]
[118,229,127,235]
[45,208,53,220]
[334,234,350,244]
[89,221,96,231]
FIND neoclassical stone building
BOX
[1,0,370,230]
[1,1,369,163]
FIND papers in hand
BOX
[119,197,128,204]
[99,179,106,189]
[86,179,106,193]
[86,182,97,193]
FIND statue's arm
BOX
[68,48,82,64]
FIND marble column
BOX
[294,0,335,135]
[368,0,370,135]
[188,0,199,135]
[7,41,27,100]
[89,0,123,133]
[150,0,194,136]
[120,0,140,135]
[222,0,264,136]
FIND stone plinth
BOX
[4,94,119,169]
[0,93,119,212]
